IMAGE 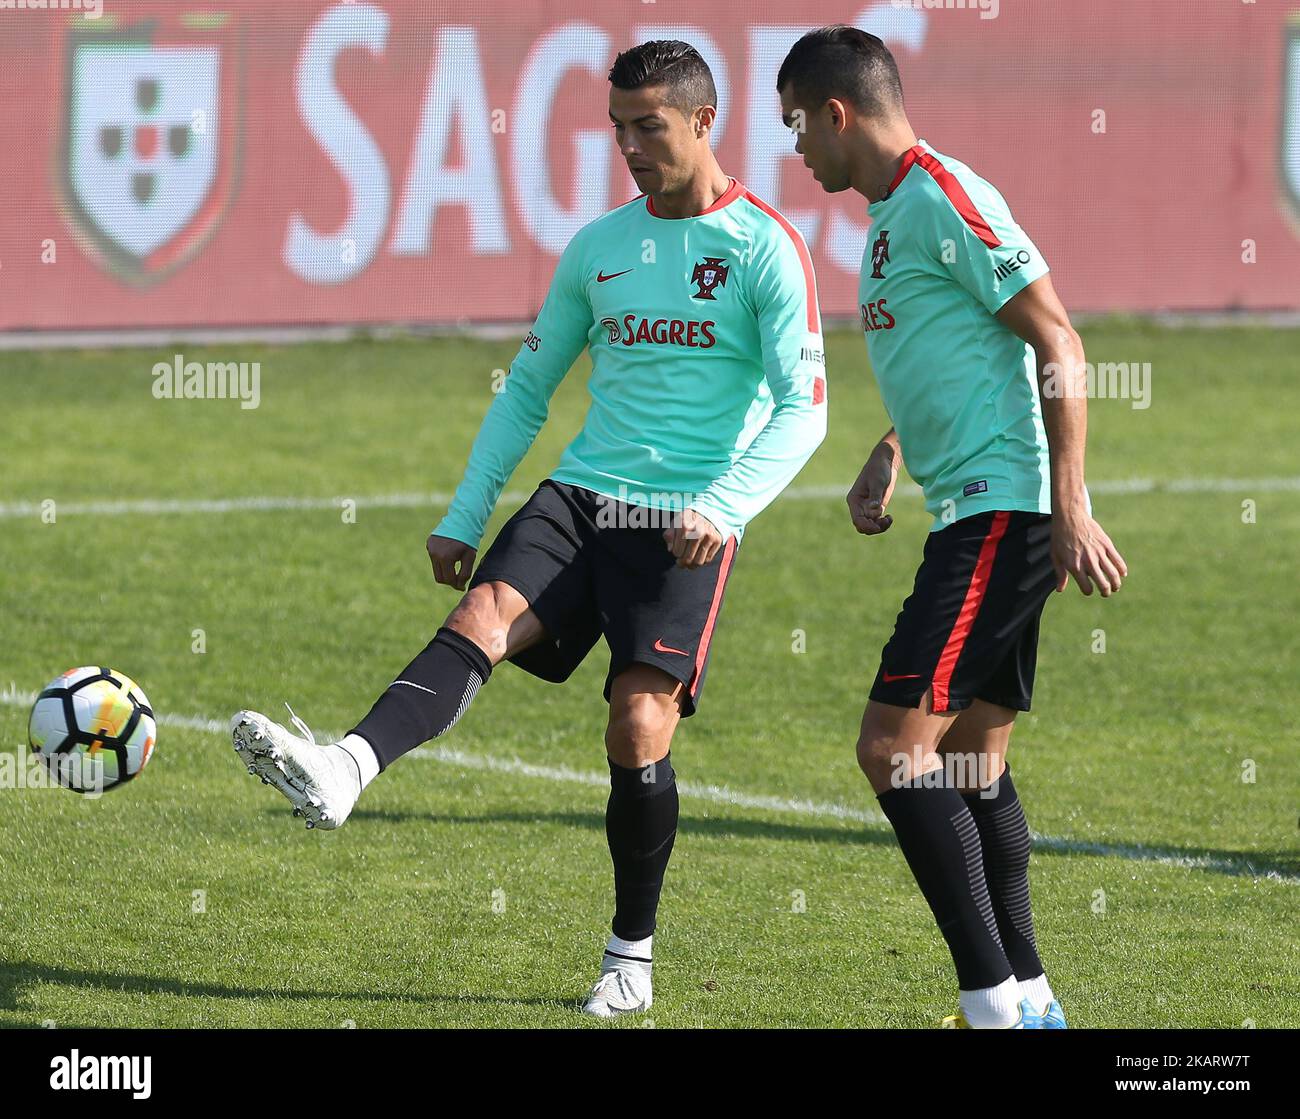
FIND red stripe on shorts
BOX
[931,511,1011,712]
[690,535,737,695]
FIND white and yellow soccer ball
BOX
[28,667,157,794]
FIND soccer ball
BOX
[28,667,157,794]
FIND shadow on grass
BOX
[344,807,1300,884]
[0,959,573,1022]
[349,806,899,848]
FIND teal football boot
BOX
[1040,1000,1067,1028]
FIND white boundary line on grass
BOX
[2,309,1299,351]
[1,476,1298,519]
[2,686,1295,885]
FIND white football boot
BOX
[581,958,653,1019]
[231,705,361,830]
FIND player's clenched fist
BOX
[427,534,476,590]
[663,508,723,569]
[847,437,900,536]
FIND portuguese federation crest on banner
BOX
[57,13,242,284]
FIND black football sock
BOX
[876,778,1013,990]
[605,754,679,942]
[961,763,1044,982]
[348,626,492,771]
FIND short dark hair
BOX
[608,40,717,115]
[776,26,904,117]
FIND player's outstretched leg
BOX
[231,707,373,831]
[858,698,1035,1028]
[232,580,542,829]
[582,666,683,1019]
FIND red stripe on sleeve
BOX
[930,511,1011,712]
[740,191,820,333]
[915,150,1002,249]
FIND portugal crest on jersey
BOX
[57,13,243,285]
[870,229,891,279]
[690,256,729,300]
[1282,15,1300,232]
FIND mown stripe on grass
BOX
[3,686,1296,885]
[2,476,1298,519]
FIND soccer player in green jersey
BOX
[230,41,826,1018]
[778,26,1127,1029]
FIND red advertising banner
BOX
[1,0,1298,331]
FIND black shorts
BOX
[870,509,1055,714]
[467,480,740,716]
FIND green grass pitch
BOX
[1,322,1297,1028]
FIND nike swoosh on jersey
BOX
[653,638,689,656]
[596,269,634,282]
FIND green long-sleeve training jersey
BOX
[433,177,828,549]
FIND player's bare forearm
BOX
[1036,341,1089,519]
[995,278,1087,509]
[997,276,1127,596]
[875,425,902,471]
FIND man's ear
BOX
[826,97,850,133]
[694,104,717,138]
